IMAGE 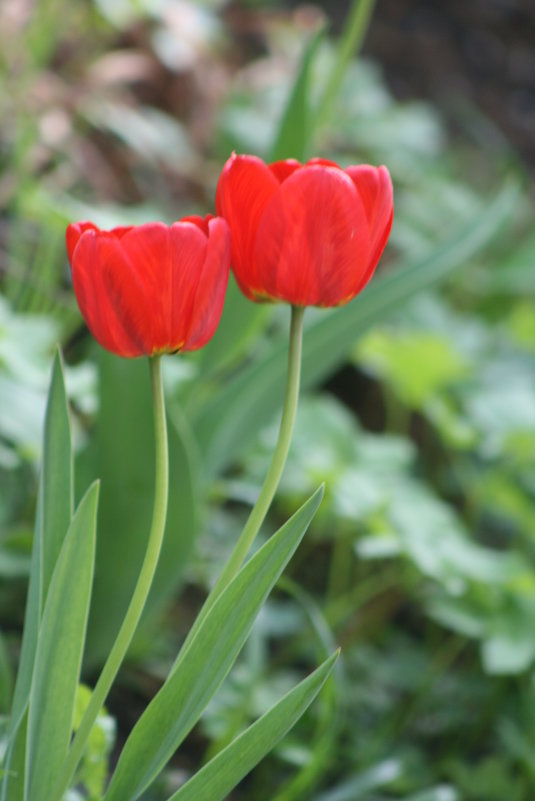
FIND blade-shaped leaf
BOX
[26,482,98,801]
[104,485,324,801]
[167,650,339,801]
[1,350,73,801]
[0,710,28,801]
[270,24,325,162]
[194,182,519,475]
[314,0,376,130]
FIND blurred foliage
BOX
[1,0,535,799]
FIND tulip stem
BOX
[173,305,305,666]
[53,355,169,801]
[219,304,305,583]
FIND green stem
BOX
[53,355,169,800]
[216,304,305,590]
[173,305,305,666]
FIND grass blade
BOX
[168,650,339,801]
[26,483,98,801]
[271,24,325,162]
[104,486,324,801]
[1,350,73,801]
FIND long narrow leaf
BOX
[26,482,98,801]
[104,485,324,801]
[270,24,325,162]
[168,650,339,801]
[1,351,73,801]
[0,711,28,801]
[194,182,519,475]
[314,0,376,130]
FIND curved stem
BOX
[216,304,305,589]
[53,355,169,801]
[174,305,305,665]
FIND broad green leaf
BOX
[1,351,73,801]
[356,329,468,408]
[104,486,324,801]
[270,24,324,162]
[26,482,98,801]
[168,650,339,801]
[194,182,519,475]
[79,352,198,668]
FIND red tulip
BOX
[216,154,393,307]
[66,216,230,358]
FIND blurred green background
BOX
[1,1,535,799]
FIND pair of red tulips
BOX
[67,153,394,358]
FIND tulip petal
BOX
[216,154,279,300]
[71,231,151,357]
[183,217,230,350]
[345,165,394,289]
[163,220,210,350]
[269,159,301,184]
[66,221,99,263]
[254,165,372,306]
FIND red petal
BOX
[163,220,209,351]
[66,221,99,263]
[119,223,183,353]
[183,217,230,350]
[71,230,153,357]
[254,165,372,306]
[269,159,301,183]
[344,165,393,289]
[305,157,341,169]
[215,154,279,300]
[180,214,213,236]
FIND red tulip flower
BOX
[66,216,230,358]
[216,154,393,307]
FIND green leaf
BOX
[26,482,98,801]
[0,710,28,801]
[270,24,324,162]
[40,350,74,601]
[403,786,458,801]
[314,0,376,130]
[72,684,116,798]
[168,650,339,801]
[356,329,468,408]
[1,350,73,801]
[79,352,198,668]
[313,759,401,801]
[0,631,13,714]
[194,181,519,475]
[104,486,324,801]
